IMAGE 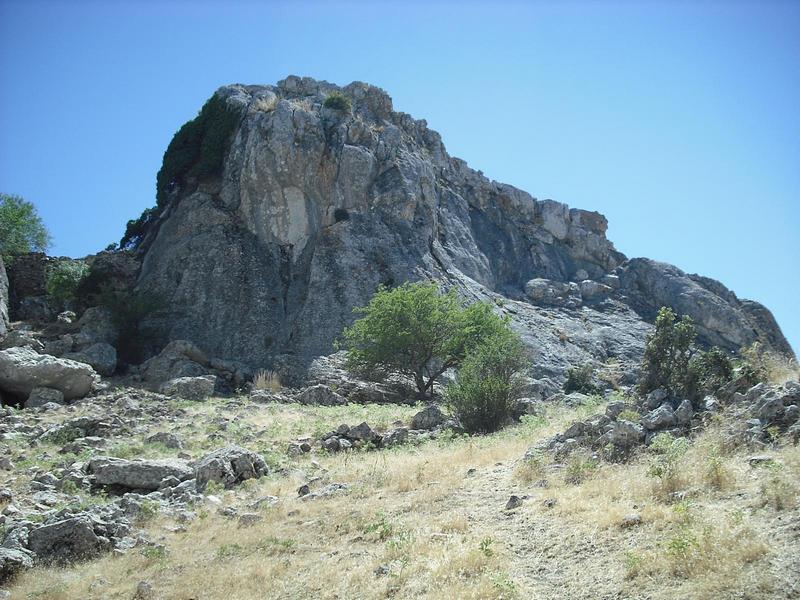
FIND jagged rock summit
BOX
[130,75,792,382]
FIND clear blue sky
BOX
[1,0,798,354]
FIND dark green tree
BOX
[638,307,696,397]
[342,282,512,396]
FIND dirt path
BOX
[448,460,650,600]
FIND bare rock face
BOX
[132,76,794,381]
[0,346,99,401]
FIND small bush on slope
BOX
[323,91,352,112]
[563,363,600,395]
[445,331,527,434]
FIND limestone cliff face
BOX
[135,76,793,380]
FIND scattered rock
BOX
[25,386,65,409]
[641,404,676,430]
[145,431,184,449]
[195,445,268,491]
[620,513,642,528]
[748,456,777,467]
[0,548,33,583]
[134,581,156,600]
[296,384,345,406]
[28,516,109,564]
[141,340,208,384]
[159,375,216,401]
[411,405,446,430]
[505,495,523,510]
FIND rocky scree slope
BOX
[43,77,800,382]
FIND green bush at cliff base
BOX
[45,260,89,304]
[445,332,527,434]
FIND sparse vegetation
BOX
[323,91,352,112]
[647,432,690,499]
[563,363,600,395]
[253,369,282,392]
[739,341,800,385]
[8,394,799,599]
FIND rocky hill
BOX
[1,77,799,600]
[124,76,792,383]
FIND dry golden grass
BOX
[252,369,282,392]
[8,397,800,600]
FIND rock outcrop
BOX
[114,76,792,380]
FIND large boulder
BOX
[641,404,677,430]
[603,420,645,448]
[88,457,193,491]
[159,375,216,401]
[65,342,117,376]
[141,340,209,384]
[27,516,109,563]
[0,346,99,400]
[194,445,268,491]
[411,405,446,430]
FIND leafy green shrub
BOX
[564,364,600,395]
[156,94,240,207]
[687,346,734,398]
[445,332,526,434]
[647,433,690,498]
[45,260,89,304]
[341,282,512,397]
[638,307,697,398]
[0,193,51,261]
[323,92,352,112]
